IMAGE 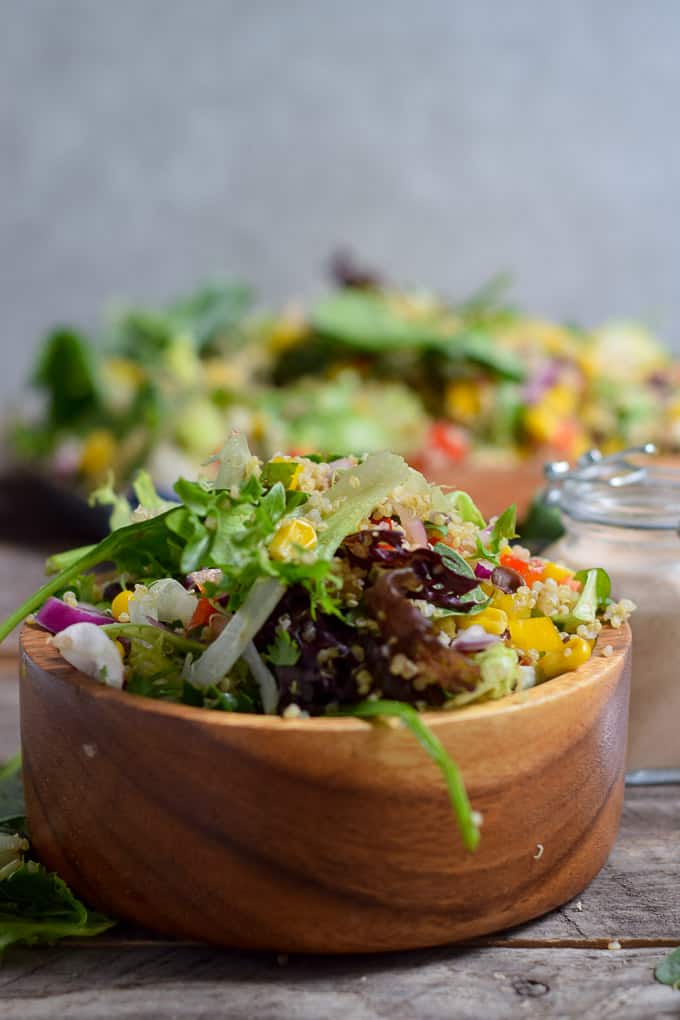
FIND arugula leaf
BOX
[265,629,301,667]
[487,505,518,555]
[655,947,680,990]
[331,700,480,852]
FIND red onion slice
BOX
[474,560,495,580]
[451,625,501,653]
[36,597,112,634]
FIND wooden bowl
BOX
[19,623,631,954]
[410,456,546,520]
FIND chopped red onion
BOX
[474,560,495,580]
[451,625,501,653]
[36,597,112,634]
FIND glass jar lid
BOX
[544,444,680,531]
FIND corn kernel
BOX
[458,607,508,635]
[79,430,117,478]
[539,636,592,680]
[509,617,564,652]
[114,640,126,659]
[111,589,134,620]
[269,519,317,561]
[523,405,559,444]
[542,562,574,584]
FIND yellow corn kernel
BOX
[539,636,592,680]
[269,519,317,561]
[270,456,302,490]
[491,592,531,619]
[114,640,126,660]
[508,617,564,653]
[79,430,117,478]
[458,607,508,635]
[111,589,134,621]
[445,381,481,422]
[542,562,574,584]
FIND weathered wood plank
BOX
[0,946,677,1020]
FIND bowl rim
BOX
[20,621,631,735]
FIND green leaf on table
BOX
[0,864,113,955]
[0,761,114,954]
[655,947,680,990]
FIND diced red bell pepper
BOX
[500,550,545,586]
[427,422,469,463]
[190,597,216,630]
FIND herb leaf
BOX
[331,700,480,852]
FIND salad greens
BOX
[0,756,114,955]
[1,438,634,860]
[11,270,680,513]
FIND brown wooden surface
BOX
[0,659,678,1018]
[19,623,631,953]
[412,458,546,519]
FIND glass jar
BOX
[542,446,680,782]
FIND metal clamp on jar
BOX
[543,443,680,783]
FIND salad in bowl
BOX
[3,436,634,853]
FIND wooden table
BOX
[0,655,678,1019]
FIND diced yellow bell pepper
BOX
[270,519,317,561]
[458,607,508,635]
[508,617,564,652]
[542,562,574,584]
[79,430,117,479]
[491,592,530,619]
[523,405,559,444]
[111,589,134,620]
[539,636,592,680]
[544,384,577,417]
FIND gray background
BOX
[2,0,680,402]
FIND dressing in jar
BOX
[542,445,680,781]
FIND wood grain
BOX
[19,623,631,953]
[1,946,677,1020]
